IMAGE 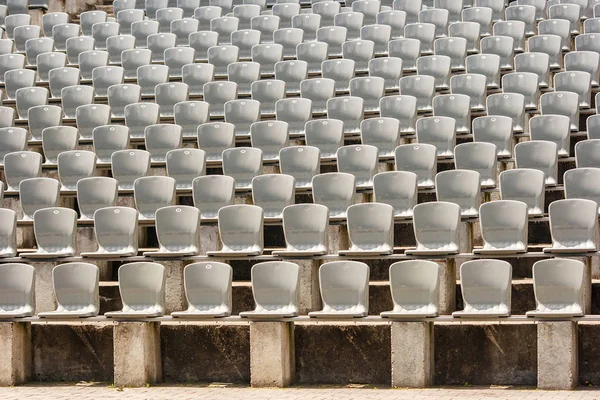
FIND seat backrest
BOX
[532,258,584,314]
[412,201,461,252]
[346,202,394,252]
[118,262,166,313]
[311,172,356,217]
[394,143,437,188]
[32,207,78,255]
[0,209,17,257]
[499,168,545,216]
[77,177,119,220]
[192,175,236,219]
[183,262,232,312]
[52,263,99,314]
[93,206,138,254]
[435,170,481,216]
[133,176,176,219]
[389,260,439,314]
[281,203,329,253]
[155,205,201,254]
[479,200,529,251]
[251,261,300,313]
[19,177,61,220]
[217,204,264,253]
[0,263,35,314]
[318,261,370,313]
[251,174,295,218]
[548,199,599,251]
[459,259,512,313]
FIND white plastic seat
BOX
[131,20,160,48]
[435,170,481,217]
[37,53,68,83]
[480,35,514,70]
[142,208,200,258]
[170,262,232,318]
[419,8,449,37]
[372,171,417,218]
[4,69,35,101]
[61,85,94,119]
[203,81,237,118]
[565,51,600,87]
[406,201,461,255]
[299,78,334,115]
[105,262,166,318]
[251,174,295,218]
[312,1,340,26]
[528,34,563,69]
[19,177,60,221]
[20,207,77,258]
[5,14,31,41]
[432,93,471,134]
[28,105,63,142]
[80,206,139,257]
[164,47,195,78]
[526,258,585,318]
[377,10,406,39]
[133,176,176,219]
[38,263,100,318]
[273,28,303,58]
[25,38,54,66]
[251,43,283,75]
[52,23,81,52]
[576,33,600,53]
[171,18,199,46]
[136,64,169,97]
[192,175,235,219]
[416,55,451,89]
[291,13,319,41]
[327,96,364,135]
[434,37,467,70]
[0,263,35,317]
[108,84,141,118]
[416,116,456,158]
[309,261,369,318]
[48,67,80,99]
[147,32,177,62]
[588,116,600,140]
[224,99,260,137]
[189,31,219,61]
[486,93,526,132]
[41,126,78,165]
[404,22,436,53]
[251,14,280,43]
[555,71,592,109]
[360,117,399,156]
[549,3,581,34]
[274,3,301,29]
[196,121,235,161]
[56,150,96,191]
[454,141,498,188]
[515,140,558,186]
[339,202,394,256]
[321,59,355,93]
[111,149,151,189]
[466,54,501,89]
[304,119,344,159]
[144,124,182,162]
[194,6,222,31]
[539,19,571,51]
[394,143,437,188]
[475,200,528,254]
[448,22,480,53]
[155,82,189,117]
[502,72,539,110]
[165,148,206,188]
[92,125,130,165]
[0,127,27,164]
[207,204,264,256]
[342,39,375,72]
[91,22,119,52]
[499,168,545,216]
[360,24,391,55]
[13,25,41,54]
[514,52,550,87]
[42,12,69,37]
[78,50,109,81]
[76,104,111,140]
[77,177,119,220]
[0,54,26,85]
[250,120,289,160]
[540,91,580,132]
[222,146,263,189]
[182,64,214,97]
[278,146,320,188]
[146,0,170,18]
[493,21,526,53]
[449,73,486,111]
[207,45,240,77]
[116,9,144,35]
[529,115,570,157]
[312,172,356,218]
[334,12,364,41]
[462,6,492,35]
[368,57,402,91]
[380,260,440,318]
[92,66,124,98]
[544,199,598,253]
[349,76,385,113]
[336,144,378,188]
[113,0,136,14]
[393,0,421,24]
[274,60,307,94]
[452,259,512,317]
[505,4,536,34]
[398,75,434,112]
[230,29,260,60]
[121,49,152,80]
[15,87,49,121]
[295,42,327,75]
[272,204,328,256]
[564,168,600,214]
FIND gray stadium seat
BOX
[435,170,481,217]
[134,176,176,219]
[197,122,235,161]
[144,124,183,162]
[105,262,166,318]
[309,261,369,318]
[192,175,236,219]
[416,116,456,158]
[250,120,289,161]
[21,207,77,258]
[406,201,461,255]
[19,177,60,220]
[77,177,119,220]
[222,147,263,189]
[453,259,512,317]
[81,206,139,257]
[472,115,513,158]
[312,172,356,218]
[144,205,201,256]
[305,119,344,160]
[515,141,558,186]
[208,204,264,256]
[529,115,571,157]
[273,204,329,256]
[499,169,545,217]
[111,149,151,189]
[124,102,160,138]
[339,202,394,256]
[545,199,598,253]
[475,200,528,254]
[454,142,498,188]
[56,150,97,191]
[41,126,78,164]
[4,151,42,191]
[0,263,35,317]
[251,174,295,218]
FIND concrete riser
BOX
[20,322,600,387]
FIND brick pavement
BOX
[2,384,600,399]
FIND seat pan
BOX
[171,310,230,318]
[308,311,367,318]
[207,250,262,257]
[0,310,34,318]
[526,311,584,318]
[38,310,98,318]
[20,251,74,258]
[473,248,527,255]
[543,246,597,254]
[452,311,510,318]
[272,249,327,257]
[380,311,438,318]
[239,310,297,318]
[81,250,137,258]
[143,250,199,257]
[105,310,163,318]
[338,249,393,256]
[405,249,459,256]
